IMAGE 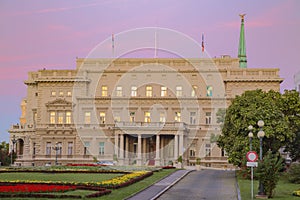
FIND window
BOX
[190,112,196,124]
[116,86,122,97]
[144,112,151,123]
[160,112,166,122]
[51,91,56,96]
[58,112,64,124]
[205,143,211,156]
[102,86,108,97]
[33,143,36,155]
[131,86,137,97]
[205,112,212,124]
[33,112,37,125]
[130,112,135,122]
[191,85,197,97]
[66,112,71,124]
[189,149,195,157]
[57,142,62,155]
[207,86,213,97]
[50,112,56,124]
[176,86,182,97]
[161,86,167,97]
[221,149,227,157]
[67,91,72,97]
[175,112,181,122]
[99,112,106,124]
[113,112,121,122]
[59,91,64,97]
[84,142,90,155]
[146,86,152,97]
[46,142,51,155]
[84,112,91,124]
[99,142,105,155]
[68,142,73,155]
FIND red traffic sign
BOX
[246,151,258,162]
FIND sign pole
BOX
[251,166,253,200]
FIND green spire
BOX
[238,14,247,68]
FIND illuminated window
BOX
[84,112,91,124]
[58,112,64,124]
[205,112,212,124]
[191,85,197,97]
[102,86,108,97]
[50,112,56,124]
[144,112,151,123]
[175,112,181,122]
[176,86,182,97]
[116,86,122,97]
[99,142,105,155]
[51,91,56,96]
[207,86,213,97]
[131,86,137,97]
[68,142,73,155]
[66,112,71,124]
[59,91,64,97]
[99,112,106,124]
[161,86,167,97]
[67,91,72,96]
[146,86,152,97]
[113,112,121,122]
[160,112,166,122]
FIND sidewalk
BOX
[125,169,192,200]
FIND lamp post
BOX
[248,125,254,200]
[52,142,59,166]
[257,120,265,196]
[10,135,17,166]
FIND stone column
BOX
[137,134,142,165]
[119,134,124,165]
[174,134,178,160]
[143,137,147,164]
[114,133,119,159]
[155,135,160,166]
[179,134,184,156]
[125,135,129,165]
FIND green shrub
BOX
[256,150,284,198]
[288,163,300,183]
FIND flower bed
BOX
[0,183,111,199]
[0,183,76,193]
[293,189,300,197]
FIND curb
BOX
[235,171,242,200]
[150,170,193,200]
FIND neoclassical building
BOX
[294,71,300,92]
[9,16,283,167]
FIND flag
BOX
[112,34,115,58]
[202,33,204,52]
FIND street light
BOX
[52,142,59,165]
[10,135,17,166]
[257,120,265,196]
[248,125,254,200]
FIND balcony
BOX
[114,122,188,131]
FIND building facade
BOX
[8,16,283,167]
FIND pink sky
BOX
[1,0,300,141]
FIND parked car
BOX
[96,160,115,166]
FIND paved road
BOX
[158,169,238,200]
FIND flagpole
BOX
[154,29,157,58]
[112,33,115,58]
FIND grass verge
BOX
[237,173,300,200]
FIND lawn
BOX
[0,168,177,200]
[238,174,300,200]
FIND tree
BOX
[217,89,300,167]
[0,141,10,166]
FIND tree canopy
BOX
[217,89,300,166]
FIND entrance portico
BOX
[114,122,188,166]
